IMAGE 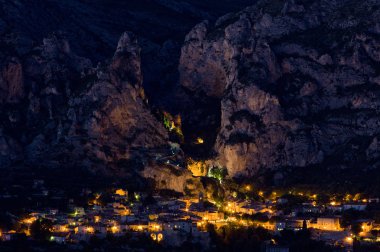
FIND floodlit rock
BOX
[0,31,168,171]
[179,0,380,177]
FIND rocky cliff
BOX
[0,0,255,108]
[1,0,380,189]
[0,0,255,189]
[179,0,380,178]
[0,31,168,173]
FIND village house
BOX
[274,221,286,232]
[326,204,343,212]
[162,221,192,233]
[128,221,149,232]
[355,219,374,233]
[148,222,162,232]
[285,219,308,231]
[300,203,322,214]
[277,198,289,205]
[52,223,69,233]
[50,232,69,244]
[369,198,380,203]
[72,207,86,217]
[93,224,108,237]
[311,217,342,231]
[342,203,367,211]
[0,231,18,241]
[196,211,224,221]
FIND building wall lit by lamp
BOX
[111,226,119,233]
[86,227,94,234]
[157,233,163,242]
[151,233,163,242]
[150,233,157,241]
[345,236,353,243]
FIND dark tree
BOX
[30,218,53,241]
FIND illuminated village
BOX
[1,168,380,252]
[0,1,379,251]
[0,113,379,252]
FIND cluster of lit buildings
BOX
[1,184,380,252]
[0,189,211,248]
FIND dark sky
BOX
[0,0,255,60]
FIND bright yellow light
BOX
[151,233,157,241]
[134,193,141,201]
[86,227,94,234]
[196,137,204,144]
[259,191,264,197]
[149,214,158,221]
[330,201,336,206]
[353,193,361,201]
[120,209,130,216]
[115,189,127,196]
[94,216,101,223]
[157,233,163,242]
[59,226,69,232]
[346,237,353,242]
[22,217,37,224]
[111,226,119,233]
[245,185,251,191]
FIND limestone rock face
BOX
[179,0,380,177]
[67,32,168,164]
[0,31,168,170]
[0,57,24,103]
[0,128,22,166]
[142,164,204,195]
[179,21,229,98]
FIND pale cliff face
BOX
[179,0,380,177]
